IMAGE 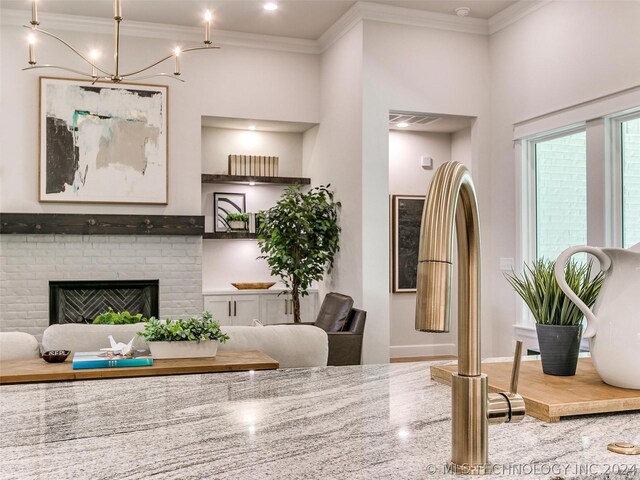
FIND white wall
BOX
[362,20,491,361]
[304,24,364,325]
[201,127,304,177]
[451,128,472,164]
[388,130,457,358]
[0,22,320,214]
[489,1,640,353]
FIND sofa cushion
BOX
[219,325,328,368]
[314,293,353,332]
[0,332,41,361]
[42,323,147,353]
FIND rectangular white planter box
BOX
[148,340,219,359]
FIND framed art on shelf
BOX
[391,195,425,293]
[39,77,168,204]
[214,192,246,232]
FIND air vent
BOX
[389,113,443,130]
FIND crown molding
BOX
[1,0,550,57]
[319,1,490,52]
[488,0,552,35]
[0,8,320,55]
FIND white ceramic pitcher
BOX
[554,242,640,389]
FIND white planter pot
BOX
[148,340,219,359]
[228,220,246,230]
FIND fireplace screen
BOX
[49,280,159,324]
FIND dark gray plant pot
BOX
[535,324,583,376]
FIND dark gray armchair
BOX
[326,307,366,366]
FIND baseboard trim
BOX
[390,343,456,358]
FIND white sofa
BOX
[219,325,328,368]
[0,332,41,361]
[41,323,328,368]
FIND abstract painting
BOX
[391,195,425,292]
[39,77,168,204]
[214,192,246,232]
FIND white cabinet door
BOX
[261,294,292,325]
[204,294,261,326]
[260,292,319,324]
[204,295,234,326]
[230,295,261,326]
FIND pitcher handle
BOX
[554,246,611,338]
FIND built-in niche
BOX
[387,111,474,360]
[200,116,319,291]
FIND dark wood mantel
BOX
[0,213,204,236]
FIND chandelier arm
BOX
[124,73,186,83]
[22,64,107,79]
[121,45,219,78]
[23,25,111,77]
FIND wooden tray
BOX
[231,282,276,290]
[431,358,640,422]
[0,350,278,384]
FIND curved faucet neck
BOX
[415,161,481,376]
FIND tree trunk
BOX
[292,282,301,323]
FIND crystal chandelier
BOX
[23,0,219,83]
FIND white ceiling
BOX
[389,112,473,133]
[2,0,522,40]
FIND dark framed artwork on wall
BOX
[39,77,168,204]
[391,195,425,293]
[214,192,246,232]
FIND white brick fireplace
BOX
[0,235,203,339]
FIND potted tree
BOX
[505,258,603,376]
[257,184,341,323]
[139,311,230,359]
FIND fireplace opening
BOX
[49,280,159,325]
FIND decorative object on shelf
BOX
[228,155,279,176]
[214,192,246,232]
[42,350,70,363]
[23,0,219,83]
[39,77,167,204]
[72,351,153,369]
[505,258,604,376]
[555,243,640,389]
[231,282,276,290]
[390,195,425,292]
[139,312,230,359]
[225,213,249,231]
[258,185,340,323]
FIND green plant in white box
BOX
[139,312,230,359]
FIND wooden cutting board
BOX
[430,358,640,423]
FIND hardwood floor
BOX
[390,355,457,363]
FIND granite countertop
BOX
[0,361,638,480]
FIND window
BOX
[535,131,587,260]
[621,117,640,248]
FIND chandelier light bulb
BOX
[89,49,100,60]
[204,10,212,45]
[174,47,181,76]
[264,3,278,11]
[28,34,36,65]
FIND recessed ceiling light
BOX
[248,125,256,131]
[263,2,278,11]
[455,7,471,17]
[397,122,409,128]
